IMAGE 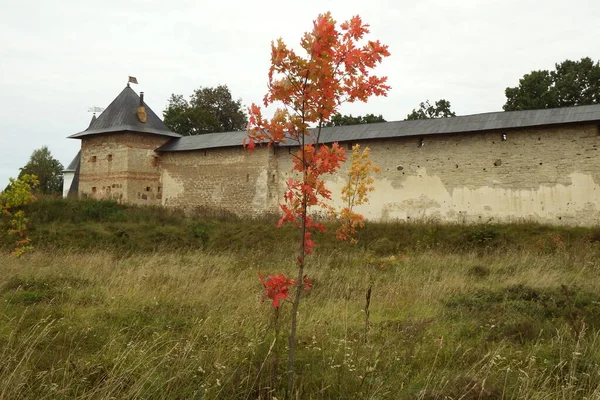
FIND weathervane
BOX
[87,106,105,115]
[128,76,138,87]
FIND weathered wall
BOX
[159,146,279,215]
[78,132,170,205]
[290,122,600,225]
[80,122,600,225]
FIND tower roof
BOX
[69,85,181,139]
[64,150,81,172]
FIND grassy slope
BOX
[1,199,600,399]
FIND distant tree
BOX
[325,113,386,127]
[163,85,248,135]
[503,57,600,111]
[405,99,456,120]
[18,146,63,196]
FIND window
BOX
[145,187,151,192]
[91,156,97,162]
[92,187,97,193]
[107,154,113,161]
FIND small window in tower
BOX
[92,187,97,193]
[107,154,113,161]
[157,186,162,193]
[91,156,97,163]
[145,187,151,192]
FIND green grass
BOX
[1,246,600,399]
[1,198,600,398]
[2,197,600,255]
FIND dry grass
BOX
[1,243,600,399]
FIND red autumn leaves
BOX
[245,13,389,256]
[259,273,313,309]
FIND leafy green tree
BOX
[163,85,248,135]
[405,99,456,120]
[1,174,39,257]
[18,146,63,196]
[325,113,386,126]
[503,57,600,111]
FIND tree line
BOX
[162,57,600,135]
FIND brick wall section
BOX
[78,132,170,205]
[160,146,277,215]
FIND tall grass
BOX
[1,242,600,399]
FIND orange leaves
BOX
[336,145,380,243]
[259,273,297,309]
[258,273,313,309]
[245,12,388,254]
[245,12,390,151]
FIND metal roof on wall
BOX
[155,104,600,152]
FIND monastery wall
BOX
[79,132,169,205]
[159,146,280,215]
[275,122,600,225]
[81,122,600,225]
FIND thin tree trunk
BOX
[287,123,309,397]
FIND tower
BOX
[68,85,181,205]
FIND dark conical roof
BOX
[88,114,97,128]
[69,86,181,138]
[64,150,81,172]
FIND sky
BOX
[1,0,599,189]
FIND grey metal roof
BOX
[64,150,81,172]
[156,130,250,152]
[69,86,181,139]
[155,104,600,152]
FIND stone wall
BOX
[159,146,279,215]
[297,122,600,225]
[81,122,600,225]
[78,132,170,205]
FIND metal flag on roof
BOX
[128,76,138,84]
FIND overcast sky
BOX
[1,0,598,189]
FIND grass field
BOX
[1,199,600,399]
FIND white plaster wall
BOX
[275,123,600,225]
[62,171,74,198]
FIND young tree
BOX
[18,146,63,196]
[163,85,248,135]
[405,99,456,120]
[245,12,390,394]
[503,57,600,111]
[325,113,386,126]
[1,174,39,257]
